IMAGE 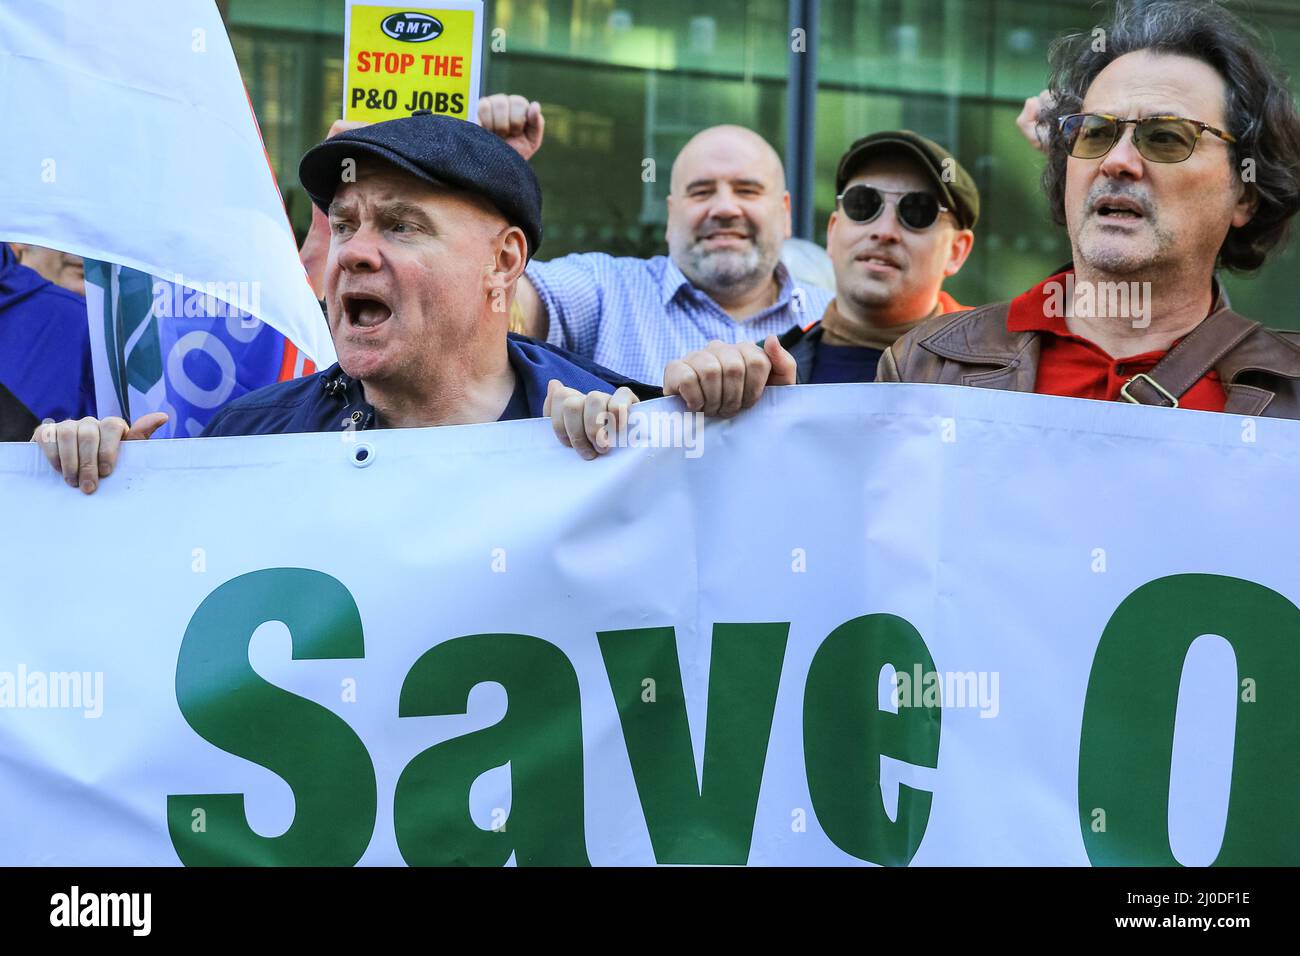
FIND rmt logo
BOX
[381,12,443,42]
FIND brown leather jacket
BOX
[877,298,1300,419]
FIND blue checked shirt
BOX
[526,253,834,385]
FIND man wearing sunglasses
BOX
[544,134,978,438]
[776,131,977,384]
[877,0,1300,417]
[544,132,980,431]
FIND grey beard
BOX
[680,243,775,295]
[1078,225,1175,276]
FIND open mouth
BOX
[1094,198,1146,222]
[341,292,393,329]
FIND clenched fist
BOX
[478,94,545,160]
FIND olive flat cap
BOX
[836,130,980,230]
[299,112,544,258]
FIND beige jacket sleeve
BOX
[875,343,902,382]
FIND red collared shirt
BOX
[1006,271,1226,412]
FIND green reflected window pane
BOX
[226,0,343,34]
[493,0,788,77]
[492,57,786,258]
[988,0,1095,99]
[820,0,992,97]
[488,1,789,259]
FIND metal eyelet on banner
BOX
[350,442,375,468]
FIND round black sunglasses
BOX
[836,185,948,230]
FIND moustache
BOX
[693,220,756,242]
[853,248,904,269]
[1087,185,1154,218]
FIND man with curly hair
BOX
[875,0,1300,417]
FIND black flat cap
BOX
[299,112,543,258]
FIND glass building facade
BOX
[225,0,1300,328]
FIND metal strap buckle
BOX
[1120,372,1179,408]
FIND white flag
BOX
[0,0,336,367]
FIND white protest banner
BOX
[0,0,335,367]
[344,1,484,122]
[0,384,1296,866]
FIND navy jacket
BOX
[0,380,38,442]
[202,333,660,437]
[0,244,96,421]
[778,322,884,385]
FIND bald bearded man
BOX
[479,95,833,385]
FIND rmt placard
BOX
[344,2,483,122]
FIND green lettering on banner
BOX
[167,569,376,866]
[1079,573,1300,865]
[804,614,940,866]
[596,623,789,864]
[394,634,589,866]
